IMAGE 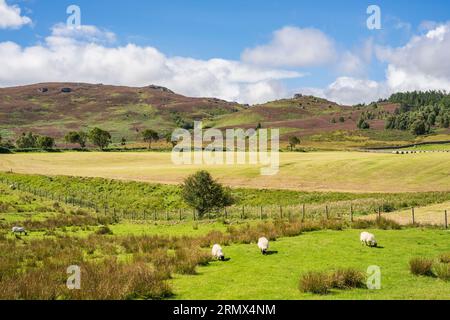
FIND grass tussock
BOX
[352,217,401,230]
[329,268,366,289]
[299,272,330,295]
[299,268,366,295]
[409,257,434,276]
[434,263,450,281]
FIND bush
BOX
[182,171,234,218]
[96,225,113,235]
[409,257,434,276]
[434,263,450,281]
[299,272,330,295]
[330,269,366,289]
[438,252,450,264]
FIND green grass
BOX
[171,228,450,300]
[2,172,450,217]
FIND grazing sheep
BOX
[212,244,225,261]
[360,232,377,247]
[12,227,27,236]
[258,237,269,255]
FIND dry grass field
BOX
[1,151,449,193]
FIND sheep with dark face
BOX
[360,232,377,247]
[258,237,269,255]
[212,244,225,261]
[12,227,27,236]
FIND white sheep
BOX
[360,232,377,247]
[12,226,28,236]
[258,237,269,255]
[212,244,225,261]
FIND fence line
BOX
[1,176,449,227]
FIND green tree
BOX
[36,136,55,149]
[16,132,37,149]
[288,136,301,151]
[142,129,159,149]
[88,128,111,150]
[182,171,234,218]
[65,131,88,149]
[165,132,177,148]
[410,119,429,136]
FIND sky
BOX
[1,0,450,105]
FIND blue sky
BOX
[1,0,450,104]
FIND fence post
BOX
[241,206,244,220]
[412,207,415,225]
[280,206,283,219]
[179,209,182,221]
[302,204,306,222]
[193,209,196,221]
[350,204,354,222]
[325,205,329,220]
[378,207,382,220]
[445,210,448,229]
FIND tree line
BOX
[0,127,175,151]
[385,91,450,135]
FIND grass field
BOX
[171,229,450,300]
[1,182,450,300]
[1,151,449,192]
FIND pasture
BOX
[1,151,450,192]
[1,181,450,300]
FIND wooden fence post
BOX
[302,204,306,222]
[325,205,329,220]
[412,207,415,225]
[193,209,196,221]
[445,210,448,229]
[241,206,244,220]
[350,204,354,222]
[260,206,263,220]
[179,209,182,221]
[280,206,283,219]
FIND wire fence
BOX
[1,176,448,228]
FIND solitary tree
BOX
[288,136,301,151]
[65,131,88,149]
[88,128,111,150]
[142,129,159,149]
[182,171,234,218]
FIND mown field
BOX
[1,151,450,192]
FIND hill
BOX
[1,83,450,149]
[0,82,243,141]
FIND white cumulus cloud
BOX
[0,24,302,105]
[242,26,336,68]
[0,0,31,29]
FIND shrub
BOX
[299,272,330,295]
[182,171,234,218]
[330,269,366,289]
[96,225,113,235]
[438,252,450,264]
[434,263,450,281]
[409,257,434,276]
